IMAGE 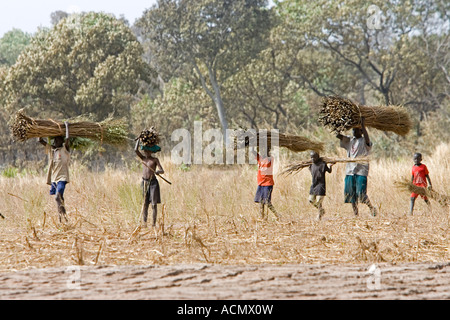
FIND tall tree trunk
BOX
[192,60,229,138]
[209,72,228,136]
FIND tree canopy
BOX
[136,0,273,134]
[0,29,31,66]
[1,12,153,120]
[0,1,449,165]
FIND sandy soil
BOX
[0,262,449,300]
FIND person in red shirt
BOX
[253,146,280,220]
[410,153,432,215]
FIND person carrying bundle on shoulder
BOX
[308,151,333,221]
[336,117,377,217]
[135,139,164,228]
[38,121,70,223]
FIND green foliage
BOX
[132,78,217,144]
[1,166,19,178]
[1,12,154,121]
[0,1,448,165]
[136,0,273,132]
[0,29,31,66]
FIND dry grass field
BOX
[0,144,449,273]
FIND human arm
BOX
[426,174,432,189]
[135,140,144,160]
[327,163,333,173]
[337,134,350,150]
[361,117,371,147]
[38,137,47,146]
[250,147,258,159]
[155,158,165,175]
[64,121,70,151]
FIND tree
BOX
[0,29,31,66]
[224,46,312,131]
[2,12,153,120]
[136,0,272,135]
[50,11,69,26]
[275,0,449,107]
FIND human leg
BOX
[259,202,266,219]
[315,195,325,220]
[267,202,280,219]
[308,194,317,207]
[52,182,68,222]
[356,175,377,216]
[352,202,359,216]
[152,204,158,227]
[410,193,418,215]
[344,175,358,216]
[141,180,150,226]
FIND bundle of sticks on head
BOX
[394,178,449,207]
[135,126,160,147]
[10,109,129,145]
[237,130,324,154]
[281,157,370,176]
[318,96,412,136]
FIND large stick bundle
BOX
[135,127,160,147]
[241,131,324,153]
[318,96,412,136]
[394,178,449,207]
[282,157,370,176]
[10,109,129,145]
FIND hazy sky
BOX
[0,0,158,37]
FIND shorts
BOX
[254,185,273,204]
[49,181,68,200]
[344,175,368,204]
[142,178,161,204]
[411,191,428,200]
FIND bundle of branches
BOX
[10,109,129,145]
[136,127,160,147]
[282,157,370,176]
[318,96,412,136]
[238,131,324,153]
[394,179,449,207]
[276,132,324,153]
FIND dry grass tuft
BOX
[394,178,450,207]
[282,157,370,175]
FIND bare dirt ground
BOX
[0,262,449,300]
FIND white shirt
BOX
[340,136,371,176]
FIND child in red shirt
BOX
[410,153,432,215]
[253,147,280,220]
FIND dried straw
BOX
[238,131,324,153]
[394,178,449,207]
[318,96,412,136]
[10,109,129,145]
[282,157,370,175]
